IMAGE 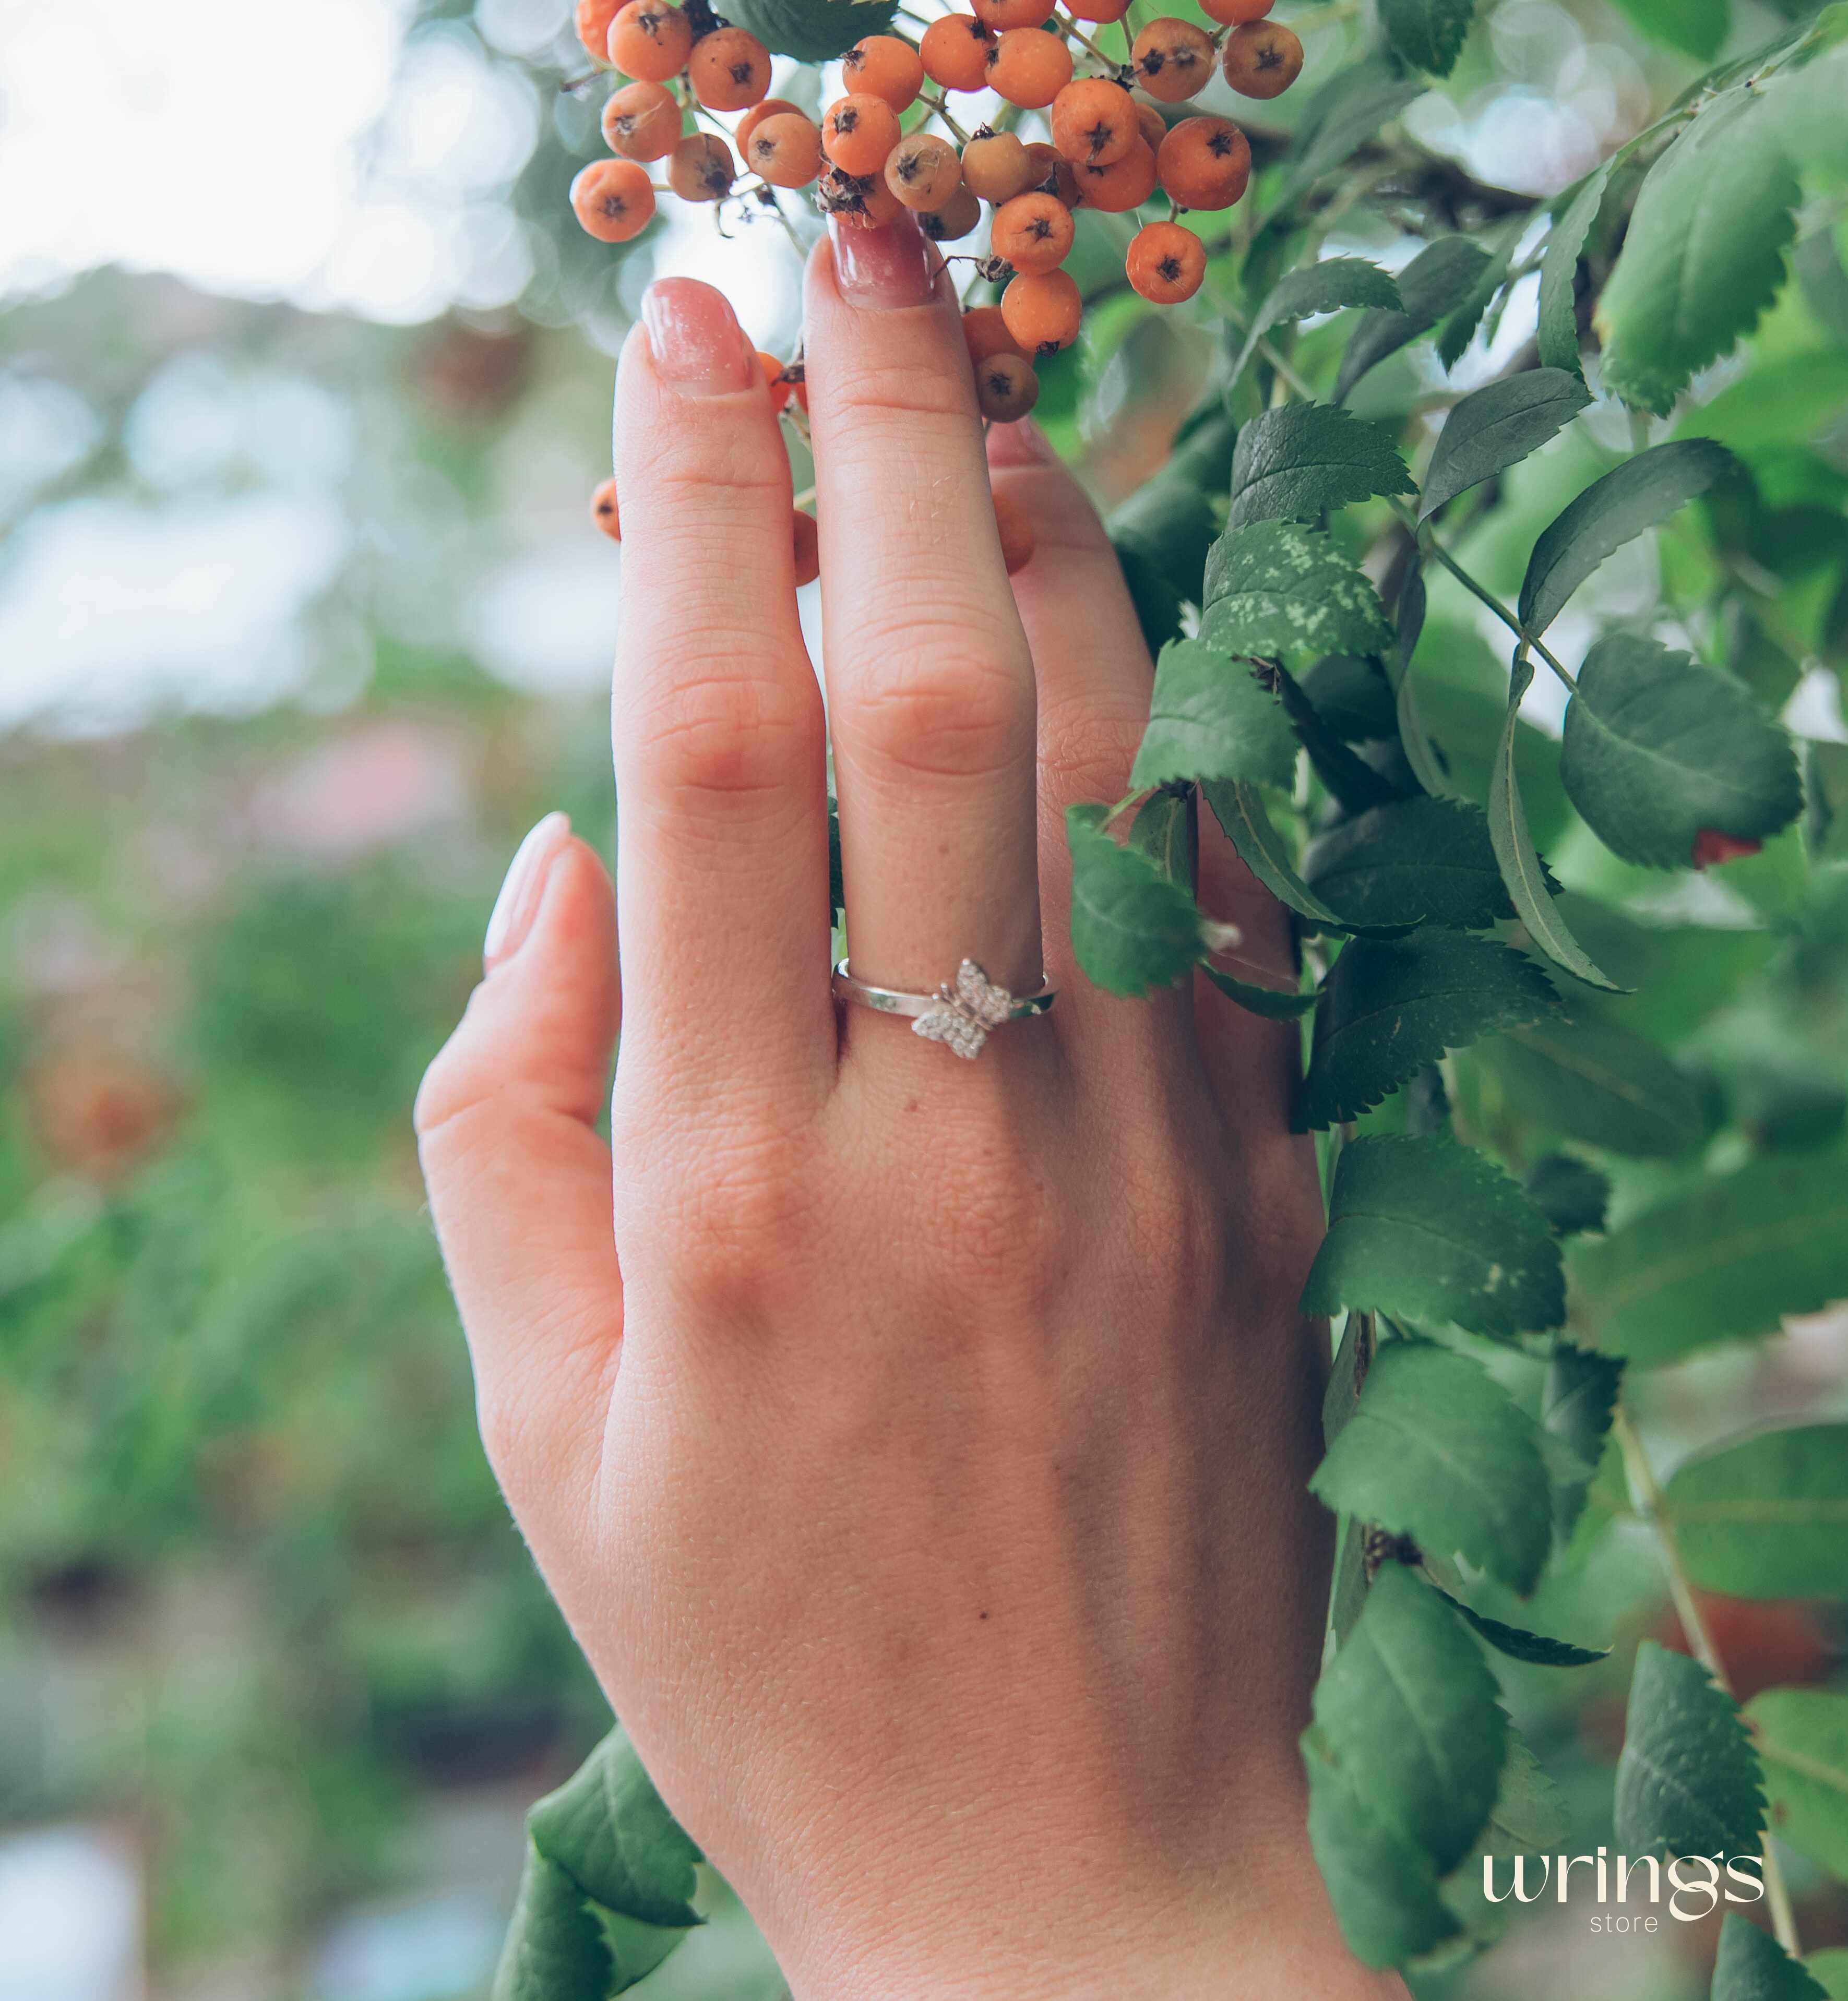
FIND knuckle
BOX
[849,636,1034,783]
[413,1005,493,1142]
[1038,698,1144,805]
[633,667,822,803]
[821,358,971,432]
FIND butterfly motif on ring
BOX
[912,960,1017,1060]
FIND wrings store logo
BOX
[1484,1848,1766,1931]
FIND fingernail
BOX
[485,812,571,970]
[987,417,1056,468]
[641,278,754,392]
[829,211,934,308]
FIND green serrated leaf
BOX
[1713,1916,1832,2001]
[1441,1592,1609,1667]
[1303,797,1513,930]
[1130,639,1298,792]
[1615,1641,1766,1861]
[1571,1153,1848,1364]
[1227,403,1415,532]
[1305,1726,1462,1968]
[1560,634,1802,869]
[1298,932,1556,1129]
[1596,82,1796,414]
[1746,1688,1848,1880]
[1378,0,1476,74]
[1066,803,1205,996]
[1316,1563,1508,1871]
[1437,212,1525,369]
[1230,257,1404,389]
[1302,1134,1566,1337]
[1107,413,1237,653]
[495,1730,703,2001]
[1336,237,1495,404]
[1543,1341,1623,1538]
[1201,521,1395,660]
[1204,779,1357,929]
[1387,567,1465,803]
[1485,1011,1706,1158]
[1420,369,1592,522]
[1666,1425,1848,1598]
[1525,1156,1611,1237]
[1489,656,1624,991]
[1311,1339,1553,1592]
[1300,652,1399,741]
[1275,662,1406,814]
[1519,440,1734,634]
[719,0,896,59]
[1201,961,1319,1017]
[1537,165,1611,377]
[1127,786,1193,891]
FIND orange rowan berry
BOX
[973,350,1039,423]
[1222,20,1302,97]
[817,165,903,227]
[746,112,824,187]
[1050,77,1136,167]
[570,158,657,241]
[964,304,1027,365]
[1126,219,1205,302]
[885,131,962,210]
[1199,0,1272,20]
[792,509,820,586]
[960,130,1036,204]
[1133,19,1214,102]
[823,92,902,176]
[991,191,1074,273]
[973,0,1053,26]
[602,79,682,160]
[687,26,771,110]
[1067,0,1129,18]
[985,27,1072,109]
[668,130,735,200]
[993,490,1035,573]
[1075,137,1156,212]
[736,96,802,153]
[920,14,997,91]
[1156,115,1250,209]
[1002,267,1082,354]
[920,184,983,241]
[591,476,622,541]
[1134,100,1168,153]
[842,33,925,112]
[576,0,623,61]
[606,1,692,81]
[1022,141,1081,206]
[758,351,792,411]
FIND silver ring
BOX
[831,957,1056,1060]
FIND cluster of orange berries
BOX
[576,0,1304,576]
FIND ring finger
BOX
[805,214,1044,1021]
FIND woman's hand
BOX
[416,211,1399,2001]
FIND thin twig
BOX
[1614,1406,1802,1959]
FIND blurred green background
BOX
[2,1,1846,1996]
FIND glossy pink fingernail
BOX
[829,211,934,308]
[642,278,755,391]
[484,812,571,969]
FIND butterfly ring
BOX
[830,958,1057,1061]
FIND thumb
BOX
[415,813,623,1510]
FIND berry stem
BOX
[1612,1404,1802,1960]
[1053,12,1118,67]
[917,90,972,145]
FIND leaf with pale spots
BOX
[1200,521,1394,663]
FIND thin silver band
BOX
[829,960,1057,1022]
